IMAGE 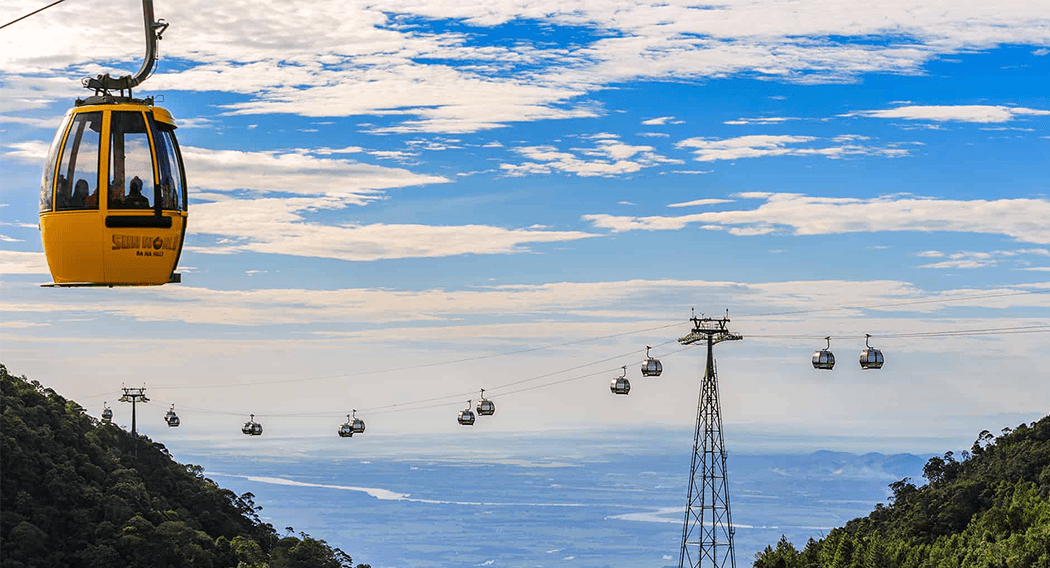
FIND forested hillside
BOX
[0,364,367,568]
[754,414,1050,568]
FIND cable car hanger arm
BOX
[84,0,167,94]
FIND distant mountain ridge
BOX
[0,364,369,568]
[753,413,1050,567]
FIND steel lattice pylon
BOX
[677,313,742,568]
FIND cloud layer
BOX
[584,193,1050,243]
[3,0,1049,133]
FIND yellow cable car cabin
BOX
[39,97,187,286]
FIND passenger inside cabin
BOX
[71,179,88,208]
[126,176,149,208]
[55,176,71,210]
[160,177,176,209]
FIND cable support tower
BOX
[677,310,742,568]
[118,385,149,455]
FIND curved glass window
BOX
[40,114,72,212]
[152,121,185,211]
[109,111,155,210]
[54,112,102,211]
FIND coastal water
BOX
[167,432,927,568]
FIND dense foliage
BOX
[0,364,368,568]
[753,414,1050,568]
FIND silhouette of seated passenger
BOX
[55,176,71,210]
[125,177,150,208]
[71,179,89,208]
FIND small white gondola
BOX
[242,414,263,436]
[338,414,354,438]
[164,404,180,427]
[610,366,631,395]
[859,334,885,370]
[812,336,836,370]
[476,389,495,416]
[641,345,663,377]
[458,400,476,426]
[101,403,113,424]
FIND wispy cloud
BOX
[845,104,1050,123]
[675,135,908,162]
[191,197,598,262]
[917,249,1050,269]
[641,116,682,125]
[724,117,800,125]
[583,193,1050,244]
[667,198,733,208]
[0,251,50,275]
[501,135,683,177]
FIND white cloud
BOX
[916,250,945,258]
[724,117,799,125]
[675,135,909,162]
[583,193,1050,244]
[177,117,220,129]
[3,140,51,162]
[182,145,448,203]
[1034,48,1050,56]
[188,196,597,262]
[846,105,1050,123]
[0,250,50,275]
[501,137,683,177]
[919,259,996,269]
[917,248,1050,269]
[641,116,678,125]
[667,198,733,208]
[0,114,66,128]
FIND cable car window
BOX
[55,112,102,211]
[152,122,185,211]
[109,111,155,210]
[40,114,72,212]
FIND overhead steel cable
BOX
[743,324,1050,340]
[73,288,1050,416]
[0,0,66,30]
[492,345,697,399]
[484,337,680,394]
[733,289,1050,319]
[149,320,687,391]
[152,320,1047,421]
[159,345,699,420]
[147,288,1049,392]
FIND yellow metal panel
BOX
[151,106,177,128]
[40,211,106,284]
[102,214,183,285]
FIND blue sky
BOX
[1,0,1048,451]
